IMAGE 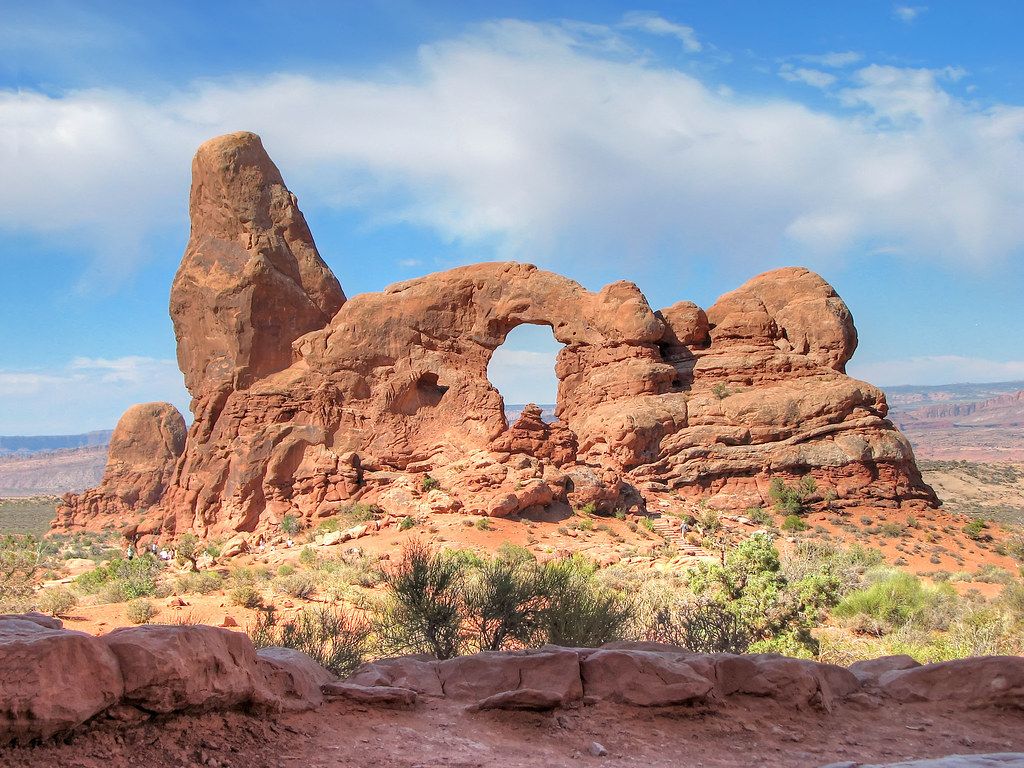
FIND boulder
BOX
[879,656,1024,707]
[0,616,123,744]
[436,648,583,704]
[256,647,333,712]
[849,654,921,685]
[581,649,713,706]
[321,682,417,708]
[103,624,264,713]
[346,656,445,697]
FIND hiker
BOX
[126,544,135,561]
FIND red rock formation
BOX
[55,132,936,540]
[55,402,186,530]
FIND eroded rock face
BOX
[56,132,936,539]
[55,402,186,530]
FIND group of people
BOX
[124,539,175,562]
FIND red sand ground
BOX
[3,692,1023,767]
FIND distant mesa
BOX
[56,131,937,540]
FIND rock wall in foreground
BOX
[55,131,936,540]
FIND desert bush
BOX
[833,571,957,633]
[963,518,988,541]
[230,584,265,609]
[768,476,817,516]
[475,518,492,531]
[421,475,440,492]
[464,554,547,651]
[373,540,465,659]
[647,599,750,653]
[686,533,830,654]
[399,516,416,531]
[75,556,162,602]
[228,566,272,588]
[280,514,301,537]
[782,515,808,532]
[746,506,774,527]
[711,382,731,399]
[38,585,78,617]
[277,564,296,576]
[0,534,50,611]
[273,572,317,599]
[125,598,157,625]
[175,571,224,595]
[538,556,633,647]
[175,533,202,571]
[249,606,368,677]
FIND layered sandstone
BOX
[56,403,186,528]
[56,132,936,540]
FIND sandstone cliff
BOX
[56,132,936,539]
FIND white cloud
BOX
[620,12,701,52]
[2,19,1023,278]
[0,357,188,434]
[848,355,1024,387]
[397,258,422,268]
[778,64,837,89]
[893,5,927,23]
[797,51,863,68]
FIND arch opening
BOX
[487,323,561,426]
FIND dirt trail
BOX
[4,694,1023,768]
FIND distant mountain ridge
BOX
[902,390,1024,426]
[0,430,112,455]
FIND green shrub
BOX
[712,382,731,399]
[537,556,633,647]
[768,476,817,516]
[747,506,774,527]
[578,502,598,517]
[231,585,265,609]
[475,518,492,531]
[421,475,440,492]
[640,518,655,532]
[278,564,296,576]
[782,515,808,532]
[647,599,750,653]
[125,598,157,625]
[963,519,988,541]
[38,586,78,617]
[175,533,201,571]
[249,606,368,677]
[273,572,317,599]
[0,535,48,611]
[373,540,465,659]
[398,516,416,531]
[880,522,905,538]
[175,571,224,595]
[834,571,956,632]
[299,546,318,566]
[464,554,548,651]
[75,556,161,601]
[281,515,301,536]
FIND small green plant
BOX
[38,586,78,617]
[281,514,301,537]
[577,518,594,532]
[782,515,809,532]
[475,518,493,531]
[880,522,906,538]
[299,546,318,566]
[175,571,223,595]
[963,519,988,541]
[175,533,202,571]
[746,506,774,527]
[711,382,732,399]
[421,475,441,492]
[399,516,416,531]
[578,502,598,517]
[125,598,157,625]
[249,606,368,677]
[768,476,817,516]
[274,572,317,599]
[640,517,655,532]
[231,585,265,609]
[278,564,296,576]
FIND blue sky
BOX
[2,1,1024,433]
